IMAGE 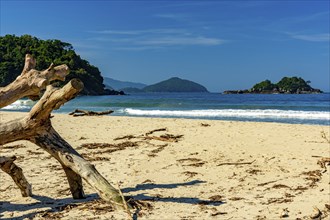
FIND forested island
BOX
[223,77,322,94]
[143,77,208,93]
[0,35,122,95]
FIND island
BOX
[143,77,209,93]
[223,77,323,94]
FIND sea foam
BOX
[124,108,330,120]
[2,100,34,110]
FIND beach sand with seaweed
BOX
[0,111,329,219]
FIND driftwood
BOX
[113,128,184,143]
[317,157,330,173]
[69,109,114,117]
[0,156,32,197]
[0,55,126,209]
[217,160,256,166]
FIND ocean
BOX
[2,93,330,125]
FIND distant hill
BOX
[143,77,209,93]
[224,76,322,94]
[103,77,147,90]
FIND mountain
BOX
[223,76,322,94]
[0,34,112,95]
[103,77,147,90]
[143,77,209,93]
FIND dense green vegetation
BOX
[250,80,275,92]
[143,77,208,93]
[0,34,112,95]
[275,77,313,93]
[224,77,322,94]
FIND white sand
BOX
[0,112,329,219]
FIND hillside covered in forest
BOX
[224,77,322,94]
[143,77,209,93]
[0,35,119,95]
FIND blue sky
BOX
[1,0,329,92]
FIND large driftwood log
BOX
[0,55,125,209]
[0,54,69,108]
[0,156,32,197]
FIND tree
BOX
[0,35,107,95]
[276,76,312,93]
[251,79,275,92]
[0,55,128,210]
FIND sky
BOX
[0,0,329,92]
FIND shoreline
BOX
[1,111,329,219]
[1,109,329,126]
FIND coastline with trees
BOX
[223,77,323,94]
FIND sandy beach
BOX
[0,111,329,219]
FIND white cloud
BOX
[137,36,225,46]
[153,13,189,21]
[90,28,189,35]
[89,28,225,50]
[291,33,330,42]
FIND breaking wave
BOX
[2,100,35,110]
[124,108,330,120]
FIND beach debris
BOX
[0,54,132,209]
[321,130,330,143]
[272,184,291,189]
[1,144,26,150]
[317,157,330,173]
[325,204,330,210]
[114,128,183,143]
[228,197,244,201]
[257,180,280,187]
[117,182,132,218]
[26,149,44,155]
[150,144,168,153]
[145,128,167,135]
[301,170,322,187]
[80,153,110,162]
[280,208,289,218]
[182,171,199,178]
[284,193,295,198]
[217,159,256,166]
[310,206,322,219]
[263,197,293,205]
[211,211,227,216]
[246,168,262,175]
[292,185,309,192]
[209,195,223,202]
[114,135,136,140]
[201,123,210,127]
[69,109,114,116]
[177,158,206,167]
[144,134,183,142]
[141,179,154,184]
[79,141,138,157]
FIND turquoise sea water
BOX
[2,93,330,125]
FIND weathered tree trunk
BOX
[0,156,32,197]
[0,54,69,108]
[0,55,125,209]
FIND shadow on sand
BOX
[0,180,224,220]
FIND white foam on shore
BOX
[124,108,330,120]
[2,100,34,110]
